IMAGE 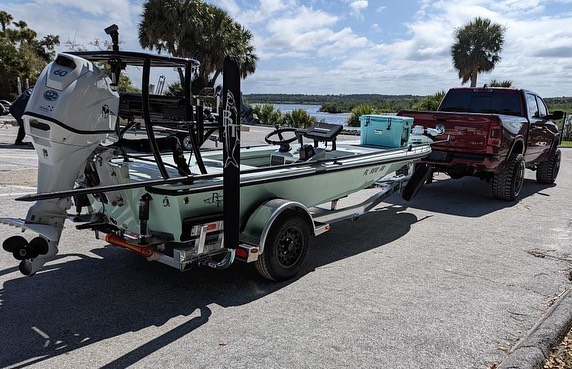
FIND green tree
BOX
[0,13,59,100]
[65,38,139,93]
[451,17,505,87]
[138,0,258,91]
[0,11,13,32]
[412,91,445,111]
[347,103,377,127]
[252,104,283,125]
[488,79,513,87]
[165,82,183,96]
[282,109,317,128]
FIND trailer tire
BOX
[402,164,431,201]
[492,153,525,201]
[536,148,560,184]
[255,213,310,281]
[181,135,193,151]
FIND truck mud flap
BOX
[401,164,432,201]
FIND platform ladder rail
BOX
[147,213,237,271]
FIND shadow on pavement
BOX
[386,175,556,217]
[0,204,418,368]
[0,142,34,150]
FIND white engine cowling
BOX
[23,52,119,193]
[15,53,120,275]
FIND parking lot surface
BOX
[0,122,570,368]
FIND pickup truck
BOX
[397,87,563,201]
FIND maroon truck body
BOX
[397,87,562,201]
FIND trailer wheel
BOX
[536,148,560,184]
[181,135,193,151]
[402,164,432,201]
[255,213,310,281]
[492,153,525,201]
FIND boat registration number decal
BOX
[363,165,385,176]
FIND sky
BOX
[3,0,572,97]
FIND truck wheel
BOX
[255,213,310,281]
[492,153,525,201]
[536,148,561,184]
[402,164,432,201]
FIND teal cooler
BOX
[359,115,413,148]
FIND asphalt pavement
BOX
[0,118,570,369]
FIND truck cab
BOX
[397,87,563,201]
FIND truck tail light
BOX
[487,119,502,149]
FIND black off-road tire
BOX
[492,153,525,201]
[402,164,432,201]
[536,148,561,184]
[255,213,310,281]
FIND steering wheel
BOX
[264,127,299,146]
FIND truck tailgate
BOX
[398,110,495,153]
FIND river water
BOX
[261,103,351,126]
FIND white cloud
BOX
[348,0,368,18]
[263,6,338,52]
[5,0,572,96]
[40,0,131,15]
[350,0,368,10]
[6,0,141,51]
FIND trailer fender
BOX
[241,199,324,255]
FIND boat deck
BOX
[114,140,428,185]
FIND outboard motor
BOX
[5,52,119,275]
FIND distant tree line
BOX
[246,92,572,128]
[545,97,572,112]
[246,93,572,112]
[244,94,423,106]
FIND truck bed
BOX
[397,110,504,154]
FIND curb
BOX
[498,288,572,369]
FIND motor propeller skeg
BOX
[2,235,27,252]
[3,235,50,261]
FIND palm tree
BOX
[138,0,257,90]
[0,11,13,32]
[488,79,513,87]
[451,17,505,87]
[282,109,317,129]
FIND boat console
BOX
[298,122,343,150]
[267,122,344,165]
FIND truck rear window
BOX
[439,89,524,117]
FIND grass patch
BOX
[559,140,572,148]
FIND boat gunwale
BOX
[16,143,431,202]
[144,145,431,196]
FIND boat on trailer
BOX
[0,25,437,280]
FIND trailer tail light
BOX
[235,248,248,259]
[235,245,259,262]
[188,221,223,237]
